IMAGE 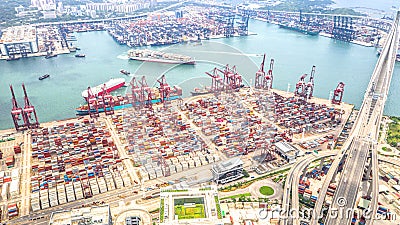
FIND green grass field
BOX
[387,116,400,147]
[174,204,206,219]
[174,197,206,219]
[259,186,274,196]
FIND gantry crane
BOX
[294,74,308,98]
[305,65,316,99]
[86,87,99,118]
[156,75,171,103]
[255,54,274,90]
[218,64,242,91]
[10,85,26,131]
[22,84,39,129]
[294,65,316,101]
[130,76,142,108]
[332,82,345,105]
[255,54,266,89]
[206,67,225,93]
[100,84,115,115]
[138,76,154,109]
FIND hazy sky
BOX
[333,0,399,12]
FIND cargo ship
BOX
[278,22,319,36]
[76,86,182,115]
[81,78,126,99]
[128,49,195,65]
[190,86,212,96]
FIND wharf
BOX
[0,87,353,224]
[0,25,74,60]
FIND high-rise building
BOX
[31,0,56,10]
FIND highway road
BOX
[280,151,338,225]
[310,11,400,225]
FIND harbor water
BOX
[0,19,399,130]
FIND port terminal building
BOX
[275,142,299,163]
[48,205,111,225]
[0,26,39,57]
[211,157,244,184]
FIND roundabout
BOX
[259,186,274,196]
[249,179,282,200]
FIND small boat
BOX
[45,54,57,59]
[120,69,130,75]
[39,74,50,80]
[75,54,85,58]
[190,86,212,96]
[6,57,20,61]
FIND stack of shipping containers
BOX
[29,119,130,211]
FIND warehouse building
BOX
[49,205,111,225]
[275,142,299,163]
[211,157,243,184]
[0,26,39,57]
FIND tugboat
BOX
[39,74,50,80]
[75,54,85,58]
[6,56,20,61]
[120,69,130,75]
[45,54,57,59]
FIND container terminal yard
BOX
[0,51,359,225]
[1,67,400,224]
[0,4,399,225]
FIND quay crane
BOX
[86,87,99,119]
[255,54,266,89]
[255,54,274,90]
[332,82,345,105]
[294,74,307,98]
[22,84,39,129]
[138,76,154,109]
[156,75,171,103]
[218,64,243,91]
[10,85,26,131]
[294,65,316,101]
[100,84,115,115]
[305,65,316,99]
[130,76,142,108]
[206,67,225,93]
[265,59,274,90]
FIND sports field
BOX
[174,197,206,219]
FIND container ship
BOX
[278,22,319,36]
[81,78,126,99]
[76,86,182,115]
[128,49,195,65]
